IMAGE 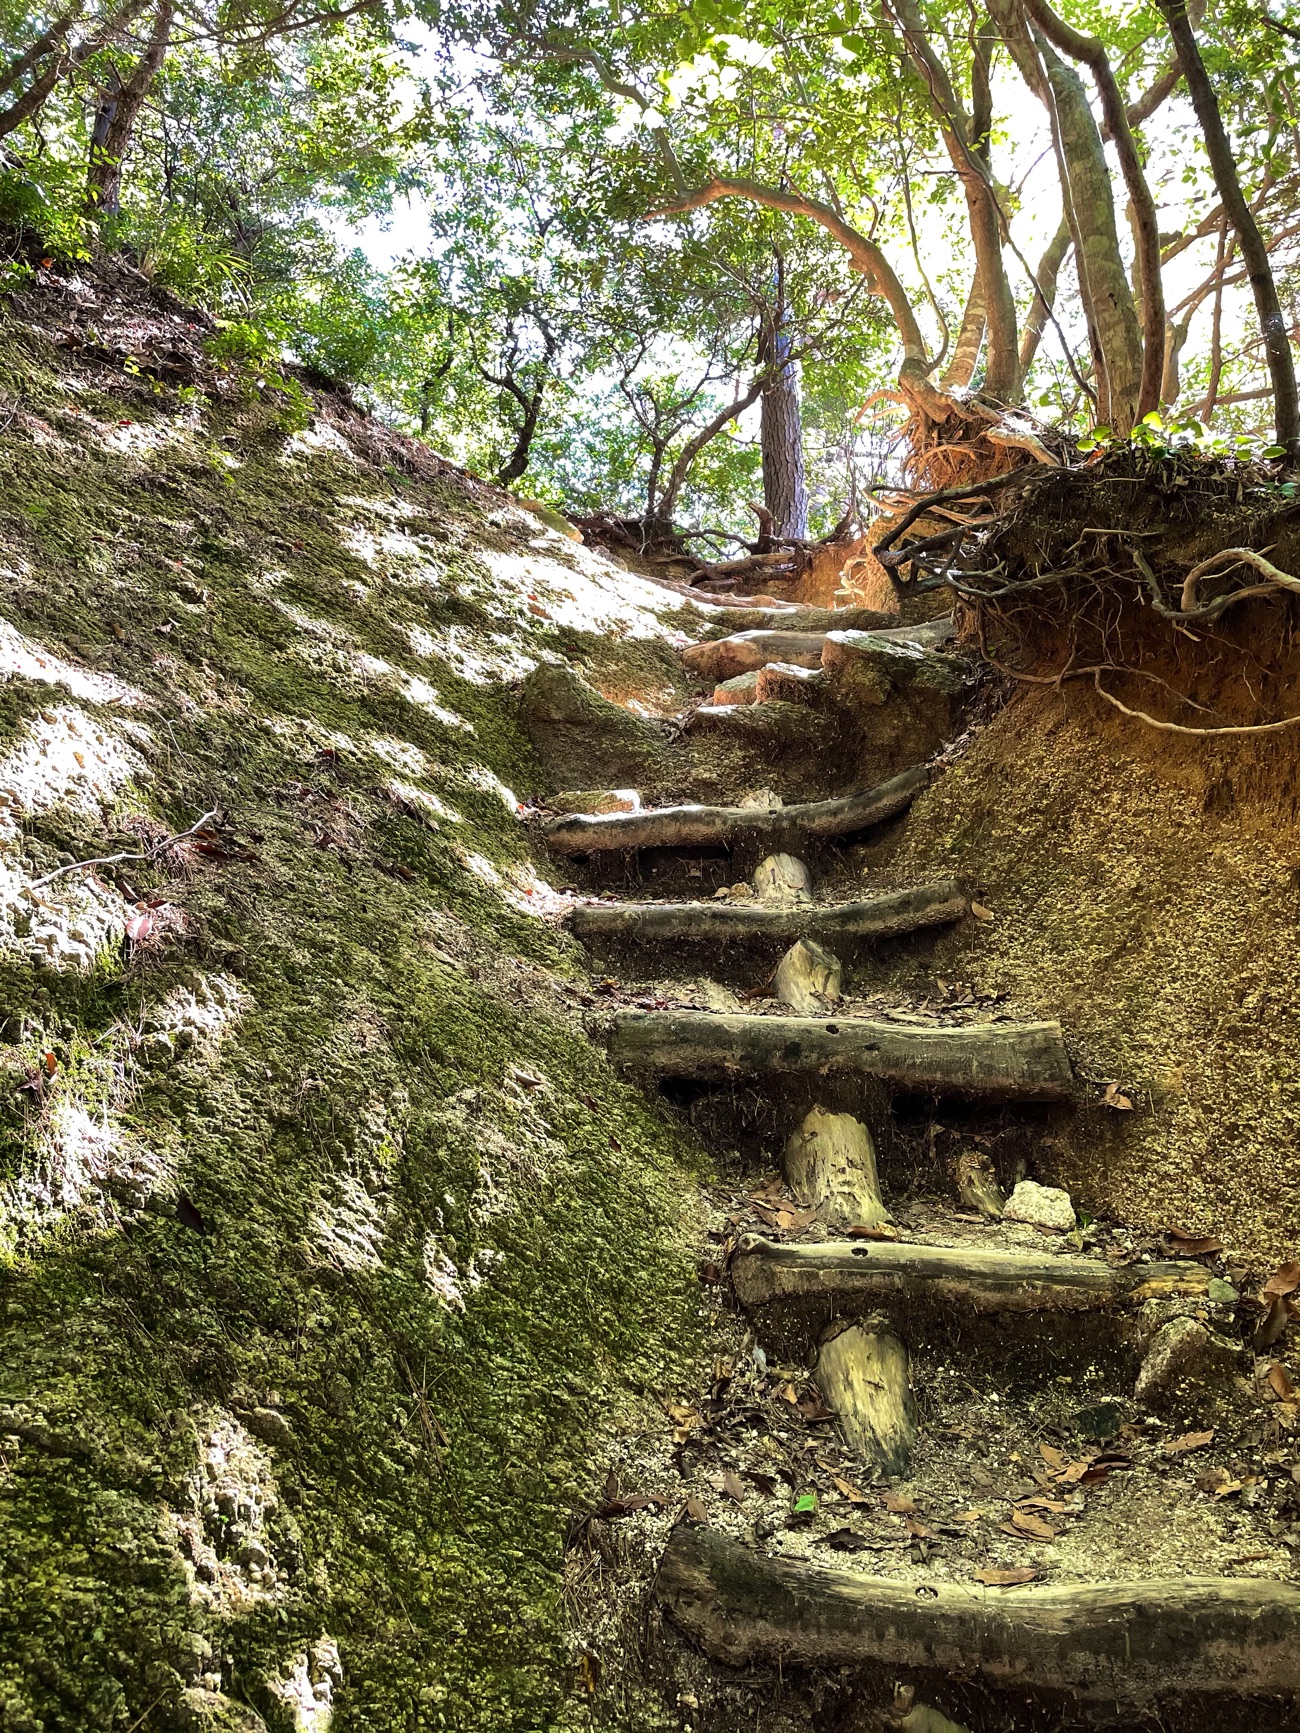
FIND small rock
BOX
[244,1407,294,1450]
[1207,1277,1239,1305]
[1135,1316,1244,1417]
[712,671,760,706]
[1003,1179,1075,1231]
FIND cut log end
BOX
[752,853,813,902]
[773,938,843,1014]
[816,1320,915,1476]
[785,1107,890,1230]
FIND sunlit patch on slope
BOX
[311,1175,387,1272]
[0,698,153,970]
[136,972,244,1057]
[269,599,475,730]
[0,1094,168,1261]
[422,1234,504,1310]
[385,778,463,828]
[0,615,145,707]
[457,847,571,918]
[284,421,358,462]
[266,1639,343,1733]
[0,703,149,837]
[476,541,696,644]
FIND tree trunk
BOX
[757,259,809,540]
[542,765,929,855]
[655,1526,1300,1700]
[941,273,985,388]
[607,1010,1074,1100]
[1155,0,1300,454]
[86,0,172,217]
[1018,220,1072,375]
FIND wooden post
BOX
[773,938,843,1013]
[816,1319,916,1475]
[784,1107,890,1229]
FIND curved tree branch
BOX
[1021,0,1165,419]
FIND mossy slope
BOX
[0,261,705,1732]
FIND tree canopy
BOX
[2,0,1298,520]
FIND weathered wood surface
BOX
[773,938,843,1013]
[570,881,966,946]
[816,1322,915,1474]
[682,630,829,682]
[784,1107,890,1230]
[752,853,813,902]
[543,766,928,856]
[730,1235,1211,1313]
[654,1525,1300,1701]
[607,1010,1074,1100]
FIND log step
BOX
[542,766,928,857]
[569,881,968,948]
[731,1234,1211,1315]
[655,1525,1300,1704]
[607,1010,1073,1101]
[682,617,958,684]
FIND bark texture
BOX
[730,1234,1210,1314]
[654,1525,1300,1700]
[607,1010,1074,1099]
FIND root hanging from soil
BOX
[876,446,1300,739]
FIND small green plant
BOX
[205,318,312,431]
[1077,411,1293,464]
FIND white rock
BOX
[1003,1179,1075,1231]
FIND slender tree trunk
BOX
[1022,0,1166,420]
[1155,0,1300,453]
[1032,31,1144,429]
[942,272,985,388]
[757,262,809,539]
[1018,219,1071,374]
[87,0,172,216]
[1200,218,1230,421]
[656,374,766,525]
[890,0,1021,402]
[495,382,544,486]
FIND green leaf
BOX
[793,1491,818,1513]
[1261,445,1287,459]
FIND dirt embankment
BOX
[888,453,1300,1260]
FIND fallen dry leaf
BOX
[681,1497,707,1524]
[1016,1496,1068,1514]
[970,902,994,922]
[882,1492,916,1514]
[1268,1362,1298,1403]
[1038,1443,1067,1470]
[1164,1229,1224,1257]
[974,1566,1037,1586]
[1164,1429,1215,1456]
[906,1518,940,1540]
[1101,1081,1133,1110]
[721,1469,746,1502]
[1263,1262,1300,1299]
[1005,1510,1058,1540]
[832,1475,870,1504]
[844,1222,900,1241]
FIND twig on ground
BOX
[30,808,221,889]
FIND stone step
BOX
[730,1233,1212,1316]
[569,881,968,949]
[542,766,927,857]
[654,1525,1300,1707]
[607,1010,1073,1101]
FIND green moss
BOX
[0,311,707,1731]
